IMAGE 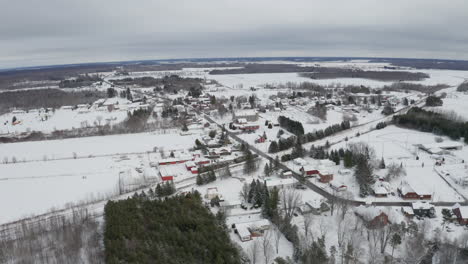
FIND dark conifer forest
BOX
[104,192,241,264]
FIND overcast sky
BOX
[1,0,467,68]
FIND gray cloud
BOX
[1,0,467,68]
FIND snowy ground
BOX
[329,125,466,202]
[0,131,203,224]
[0,156,128,224]
[0,131,199,162]
[0,97,147,135]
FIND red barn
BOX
[159,167,174,181]
[196,158,211,166]
[239,124,260,131]
[300,166,320,177]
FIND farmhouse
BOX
[373,181,391,197]
[232,110,259,122]
[234,219,271,242]
[401,206,415,218]
[318,170,333,183]
[354,206,390,228]
[303,199,324,215]
[412,202,435,218]
[452,204,468,225]
[398,182,432,200]
[265,178,296,190]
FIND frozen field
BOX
[0,131,200,162]
[0,131,203,224]
[0,156,125,224]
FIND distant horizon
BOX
[3,55,468,72]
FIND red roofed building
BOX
[300,166,320,177]
[453,204,468,225]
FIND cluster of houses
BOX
[231,110,260,133]
[295,158,336,184]
[186,94,213,111]
[155,151,209,181]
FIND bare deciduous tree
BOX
[273,225,282,254]
[239,183,250,203]
[303,213,313,240]
[261,231,273,264]
[248,240,260,264]
[385,163,406,181]
[281,188,302,220]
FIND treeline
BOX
[300,69,428,81]
[382,82,449,93]
[154,181,176,197]
[0,88,105,114]
[457,81,468,92]
[393,107,468,142]
[278,116,304,136]
[110,75,203,94]
[124,108,152,132]
[269,121,351,154]
[59,74,103,88]
[104,192,241,264]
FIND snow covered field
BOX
[0,156,123,224]
[329,125,466,202]
[0,131,200,162]
[0,131,202,224]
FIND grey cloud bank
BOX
[1,0,467,68]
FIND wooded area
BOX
[393,107,468,142]
[104,192,241,264]
[0,88,105,114]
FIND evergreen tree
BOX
[274,156,280,170]
[126,88,133,101]
[291,139,305,158]
[403,97,409,106]
[354,155,374,197]
[390,233,402,258]
[243,149,257,174]
[264,163,271,177]
[343,150,354,168]
[379,157,386,169]
[248,179,256,203]
[268,141,279,153]
[196,173,203,185]
[155,184,163,197]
